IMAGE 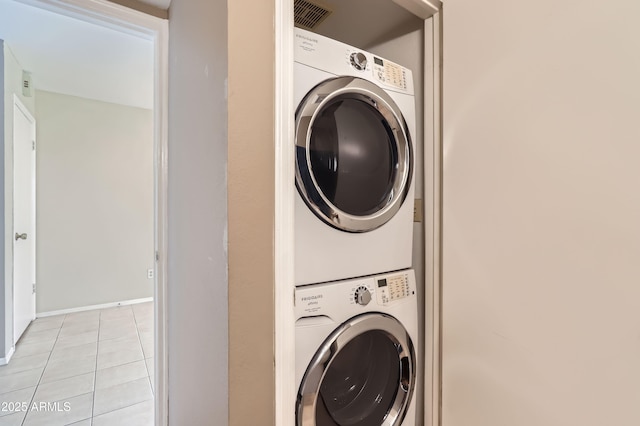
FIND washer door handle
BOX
[400,355,410,392]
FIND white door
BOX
[13,95,36,344]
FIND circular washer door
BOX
[295,76,412,233]
[296,313,416,426]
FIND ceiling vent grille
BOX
[294,0,332,30]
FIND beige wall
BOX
[35,90,154,313]
[228,0,276,424]
[167,0,229,423]
[442,0,640,424]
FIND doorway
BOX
[0,0,168,424]
[12,94,36,345]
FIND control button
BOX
[354,286,372,306]
[350,52,367,71]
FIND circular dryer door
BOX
[295,76,412,233]
[296,313,416,426]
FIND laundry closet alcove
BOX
[227,1,441,425]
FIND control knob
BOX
[354,286,372,306]
[350,52,367,71]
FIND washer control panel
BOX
[376,273,410,305]
[295,270,416,317]
[354,286,372,306]
[348,283,374,307]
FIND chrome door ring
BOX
[295,76,413,233]
[296,313,416,426]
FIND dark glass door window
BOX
[309,96,397,217]
[315,330,400,425]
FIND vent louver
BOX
[22,71,33,97]
[294,0,332,30]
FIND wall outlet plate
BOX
[147,269,154,279]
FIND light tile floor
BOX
[0,302,154,426]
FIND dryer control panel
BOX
[372,56,408,90]
[344,48,409,91]
[295,27,415,96]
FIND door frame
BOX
[424,11,443,426]
[6,0,169,424]
[12,94,36,345]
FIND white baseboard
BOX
[37,297,154,318]
[0,346,15,366]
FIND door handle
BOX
[399,356,410,392]
[15,233,27,241]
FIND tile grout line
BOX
[132,306,154,397]
[20,313,67,426]
[93,398,154,421]
[90,310,102,424]
[92,306,154,422]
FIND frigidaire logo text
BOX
[296,34,318,44]
[302,295,323,301]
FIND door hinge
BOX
[32,283,35,294]
[155,251,159,262]
[32,141,35,150]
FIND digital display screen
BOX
[374,57,384,66]
[377,278,387,288]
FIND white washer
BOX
[295,28,417,286]
[295,269,419,426]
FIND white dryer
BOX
[294,28,417,286]
[295,269,419,426]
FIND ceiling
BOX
[0,0,154,109]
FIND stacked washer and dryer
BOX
[294,28,420,426]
